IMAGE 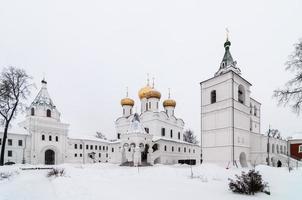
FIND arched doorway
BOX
[141,144,149,163]
[277,160,282,167]
[239,152,248,167]
[45,149,55,165]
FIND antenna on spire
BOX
[152,77,155,88]
[147,73,150,86]
[168,88,171,98]
[226,27,230,41]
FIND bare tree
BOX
[183,129,198,144]
[274,39,302,114]
[0,67,32,166]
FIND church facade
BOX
[0,79,200,166]
[200,37,290,167]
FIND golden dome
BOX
[138,85,152,99]
[121,97,134,106]
[163,99,176,107]
[146,88,161,99]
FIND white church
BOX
[0,78,200,166]
[0,36,296,168]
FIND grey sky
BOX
[0,0,301,140]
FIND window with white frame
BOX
[299,145,302,153]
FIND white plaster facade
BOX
[0,79,200,166]
[200,38,289,167]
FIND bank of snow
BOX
[0,163,301,200]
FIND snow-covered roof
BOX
[289,133,302,140]
[68,134,119,144]
[152,136,200,146]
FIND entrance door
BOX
[45,149,55,165]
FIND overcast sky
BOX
[0,0,301,140]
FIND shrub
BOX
[0,171,19,181]
[228,169,270,195]
[47,168,65,178]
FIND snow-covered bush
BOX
[228,169,270,195]
[0,171,19,181]
[47,168,65,178]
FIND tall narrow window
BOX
[31,107,35,116]
[146,103,148,111]
[178,132,180,140]
[8,150,12,157]
[170,130,173,138]
[117,133,121,139]
[211,90,216,104]
[172,146,174,152]
[8,139,12,146]
[42,135,45,141]
[75,144,78,149]
[149,102,151,109]
[161,128,165,136]
[56,136,58,142]
[80,144,82,149]
[238,85,245,104]
[18,140,22,146]
[46,109,51,117]
[254,106,257,116]
[164,145,167,151]
[49,135,52,141]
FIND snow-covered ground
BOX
[0,163,301,200]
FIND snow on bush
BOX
[228,169,270,195]
[0,171,19,181]
[47,168,66,178]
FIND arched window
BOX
[164,145,167,151]
[250,104,252,114]
[178,132,180,140]
[211,90,216,104]
[172,146,174,152]
[49,135,52,141]
[238,85,245,104]
[170,130,173,138]
[184,147,186,153]
[42,135,45,141]
[56,136,58,142]
[31,108,35,116]
[46,109,51,117]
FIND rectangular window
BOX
[75,144,78,149]
[170,130,173,138]
[56,136,58,142]
[90,145,93,150]
[80,153,82,157]
[106,146,108,151]
[99,153,101,157]
[8,139,12,146]
[149,102,151,109]
[18,140,22,146]
[86,145,88,150]
[95,145,97,150]
[178,132,180,140]
[161,128,165,137]
[8,150,12,157]
[112,148,114,152]
[117,133,121,139]
[299,145,302,153]
[103,146,105,151]
[75,153,77,157]
[99,146,102,150]
[80,144,82,149]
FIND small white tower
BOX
[145,77,161,112]
[120,87,134,117]
[163,88,176,117]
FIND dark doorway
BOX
[178,159,196,165]
[45,149,55,165]
[277,160,282,167]
[141,144,149,163]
